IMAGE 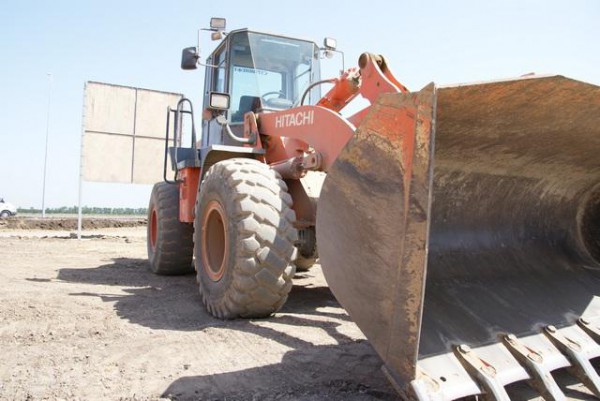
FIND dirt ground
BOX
[0,216,146,231]
[0,217,398,401]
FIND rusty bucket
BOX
[317,76,600,400]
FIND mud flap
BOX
[317,76,600,400]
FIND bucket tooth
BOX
[578,318,600,344]
[453,344,511,401]
[543,325,600,398]
[502,334,566,401]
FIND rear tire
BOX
[147,182,194,275]
[295,227,318,271]
[0,211,10,219]
[195,158,297,319]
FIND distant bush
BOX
[18,207,42,214]
[17,206,147,215]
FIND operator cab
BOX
[182,26,323,147]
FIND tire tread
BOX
[195,159,297,319]
[147,182,194,275]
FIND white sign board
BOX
[81,81,183,184]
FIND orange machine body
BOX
[178,167,200,223]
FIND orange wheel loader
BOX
[147,18,600,400]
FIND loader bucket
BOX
[317,76,600,400]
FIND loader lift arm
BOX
[257,52,409,172]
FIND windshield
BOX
[228,32,321,123]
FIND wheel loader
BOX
[147,18,600,401]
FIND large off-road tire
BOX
[147,182,194,275]
[0,211,10,219]
[295,227,318,272]
[195,158,297,319]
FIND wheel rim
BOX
[202,200,228,282]
[150,208,158,250]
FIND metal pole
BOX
[41,73,53,218]
[77,82,87,240]
[77,161,83,240]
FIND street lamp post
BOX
[41,73,53,218]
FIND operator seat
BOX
[232,96,262,123]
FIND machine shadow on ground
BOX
[161,340,400,401]
[54,258,400,400]
[55,257,352,331]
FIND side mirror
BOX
[181,47,199,70]
[209,92,230,110]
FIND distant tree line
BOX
[17,206,148,215]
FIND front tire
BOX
[195,158,297,319]
[147,182,194,275]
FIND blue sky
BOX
[1,0,598,208]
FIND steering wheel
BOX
[261,91,285,102]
